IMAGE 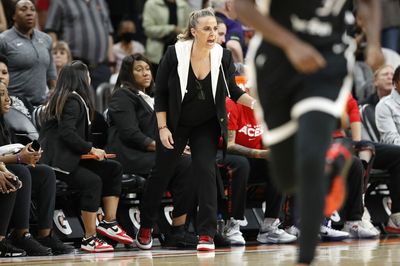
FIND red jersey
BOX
[226,98,263,149]
[333,94,361,138]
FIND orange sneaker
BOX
[324,139,353,217]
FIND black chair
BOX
[359,103,392,230]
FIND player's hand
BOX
[284,39,326,74]
[365,45,384,72]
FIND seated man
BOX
[376,65,400,145]
[216,88,296,245]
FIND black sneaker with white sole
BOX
[0,238,26,257]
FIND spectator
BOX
[52,41,72,76]
[211,0,245,65]
[106,54,197,248]
[40,61,133,253]
[0,55,73,256]
[216,17,227,46]
[217,90,297,245]
[35,0,49,31]
[0,162,25,257]
[105,0,147,45]
[142,0,192,75]
[0,0,57,106]
[376,66,400,145]
[0,1,7,32]
[45,0,115,91]
[112,19,145,74]
[380,0,400,53]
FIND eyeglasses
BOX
[195,79,205,100]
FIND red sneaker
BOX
[135,227,153,250]
[96,221,133,245]
[197,235,215,251]
[324,140,352,217]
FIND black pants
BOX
[56,160,122,212]
[8,164,56,230]
[216,152,283,219]
[372,142,400,213]
[341,156,364,221]
[0,192,17,236]
[141,118,220,237]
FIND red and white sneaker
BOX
[135,227,153,250]
[197,235,215,251]
[96,221,134,245]
[81,235,114,253]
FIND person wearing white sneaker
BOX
[224,218,245,245]
[216,79,287,246]
[40,61,131,252]
[386,213,400,233]
[257,218,297,244]
[343,220,380,238]
[320,219,349,241]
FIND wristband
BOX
[16,153,21,164]
[158,125,168,130]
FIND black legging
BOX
[7,164,56,230]
[216,152,283,219]
[141,118,220,237]
[55,160,122,212]
[341,156,364,221]
[268,111,336,264]
[0,192,17,236]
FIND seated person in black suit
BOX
[39,61,133,253]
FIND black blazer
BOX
[155,46,245,149]
[39,94,92,173]
[105,87,157,175]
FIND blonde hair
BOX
[177,7,216,41]
[52,41,72,63]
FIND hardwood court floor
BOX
[1,237,400,265]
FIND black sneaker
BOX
[162,225,197,248]
[0,238,26,257]
[37,233,74,255]
[10,232,52,256]
[214,232,230,247]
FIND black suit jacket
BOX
[155,46,245,149]
[39,94,92,173]
[105,87,157,175]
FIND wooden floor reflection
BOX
[1,237,400,265]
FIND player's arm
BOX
[357,0,384,71]
[226,129,269,159]
[234,0,325,74]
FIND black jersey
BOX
[269,0,351,48]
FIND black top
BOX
[154,46,245,151]
[0,118,11,146]
[39,94,92,173]
[269,0,350,48]
[105,87,157,175]
[179,64,216,126]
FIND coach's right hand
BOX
[159,127,174,149]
